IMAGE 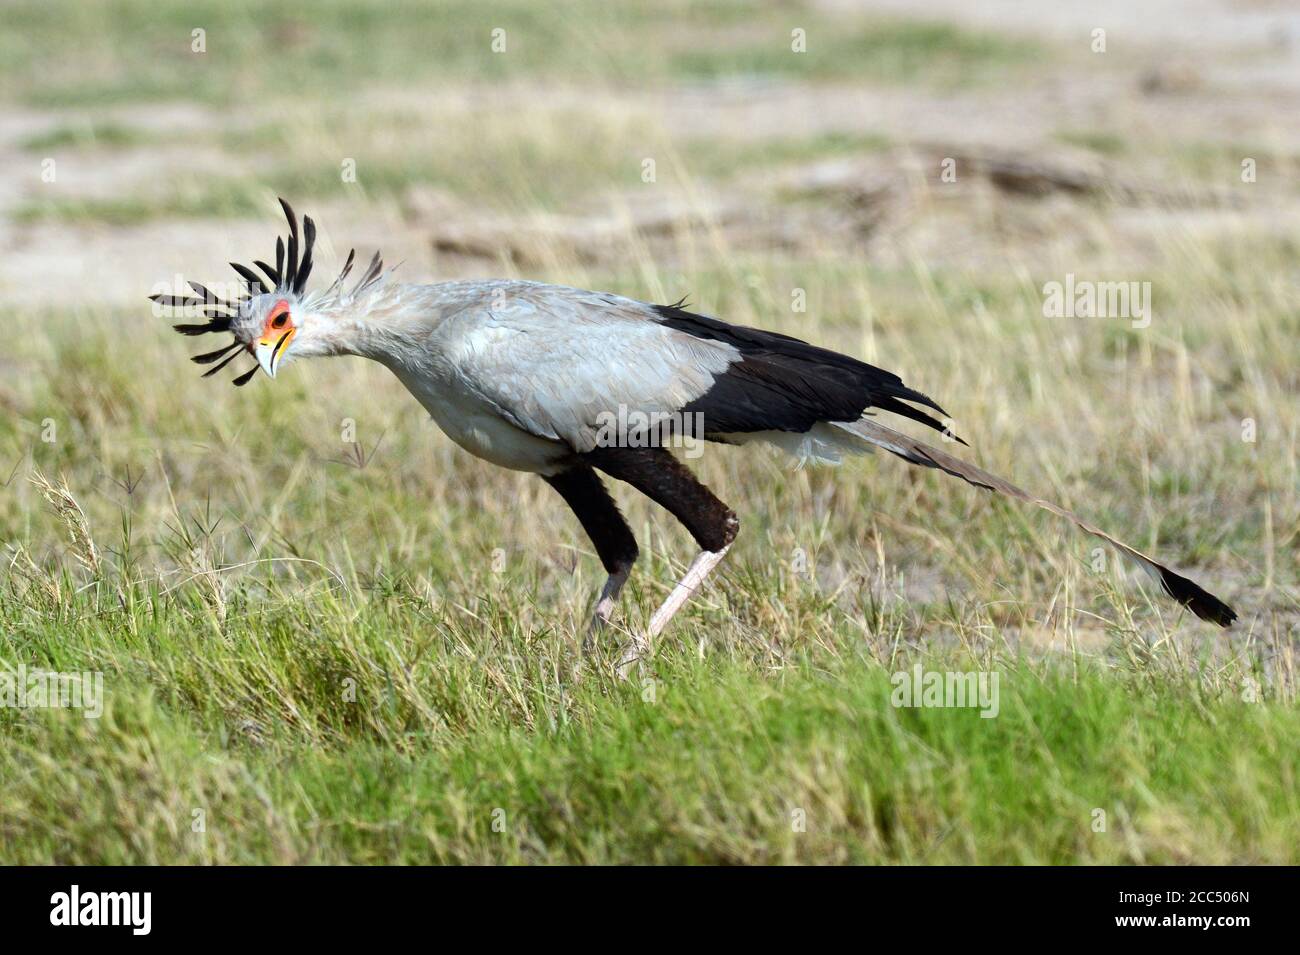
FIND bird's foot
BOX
[614,633,650,682]
[583,598,616,652]
[582,566,630,653]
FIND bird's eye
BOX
[271,312,289,330]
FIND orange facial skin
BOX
[256,299,295,359]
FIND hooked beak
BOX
[254,328,294,379]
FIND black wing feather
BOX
[653,302,957,440]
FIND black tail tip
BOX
[1159,567,1237,627]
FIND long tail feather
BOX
[834,418,1237,626]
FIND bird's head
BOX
[235,291,313,379]
[150,198,382,386]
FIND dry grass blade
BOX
[29,468,101,576]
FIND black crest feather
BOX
[230,262,268,294]
[191,342,241,365]
[281,198,300,292]
[296,215,316,293]
[231,365,260,387]
[154,197,379,387]
[254,260,279,287]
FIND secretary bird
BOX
[152,200,1236,671]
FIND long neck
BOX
[307,280,472,366]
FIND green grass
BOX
[2,577,1295,864]
[668,19,1039,87]
[1050,129,1292,183]
[688,131,893,178]
[0,0,1042,108]
[14,124,895,227]
[1054,129,1128,157]
[14,191,265,228]
[1,238,1295,863]
[19,121,151,152]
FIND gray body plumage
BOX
[354,281,740,473]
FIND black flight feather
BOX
[873,396,966,445]
[653,301,956,439]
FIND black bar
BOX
[0,866,1283,941]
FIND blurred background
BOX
[0,1,1296,863]
[5,0,1300,304]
